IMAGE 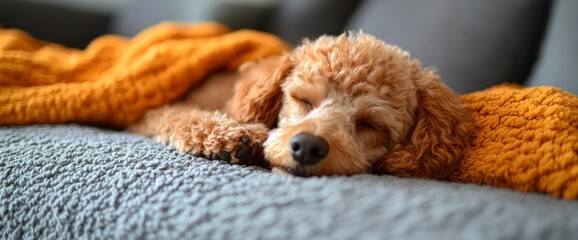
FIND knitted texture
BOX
[0,22,290,128]
[452,85,578,199]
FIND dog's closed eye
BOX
[355,119,378,132]
[289,93,315,112]
[354,116,391,152]
[298,98,313,111]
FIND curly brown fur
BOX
[129,32,474,179]
[128,72,269,165]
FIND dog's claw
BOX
[240,136,250,145]
[250,143,260,158]
[192,152,205,158]
[211,153,221,160]
[235,144,251,160]
[220,152,232,162]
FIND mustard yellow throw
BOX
[0,22,290,128]
[453,85,578,199]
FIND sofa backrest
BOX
[345,0,553,93]
[526,0,578,95]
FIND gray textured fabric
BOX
[527,0,578,95]
[0,0,111,49]
[346,0,551,94]
[263,0,363,45]
[2,125,578,239]
[110,0,275,37]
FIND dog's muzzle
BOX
[289,132,329,166]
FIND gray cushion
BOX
[346,0,552,94]
[0,0,111,48]
[264,0,363,45]
[2,125,578,239]
[526,0,578,95]
[110,0,275,37]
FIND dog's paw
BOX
[171,122,269,165]
[199,135,264,165]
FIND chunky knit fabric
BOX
[453,85,578,199]
[0,22,290,128]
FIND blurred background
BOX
[0,0,576,94]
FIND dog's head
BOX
[227,33,473,179]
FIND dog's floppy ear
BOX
[376,67,474,179]
[226,54,293,127]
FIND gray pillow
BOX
[110,0,275,37]
[346,0,552,94]
[264,0,363,45]
[526,0,578,95]
[0,0,111,48]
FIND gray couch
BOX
[1,1,577,239]
[1,0,576,94]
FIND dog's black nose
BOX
[289,132,329,166]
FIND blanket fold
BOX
[0,22,291,128]
[454,85,578,199]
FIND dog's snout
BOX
[289,132,329,166]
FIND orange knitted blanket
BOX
[0,22,290,128]
[453,85,578,199]
[1,24,577,199]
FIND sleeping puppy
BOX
[129,32,473,179]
